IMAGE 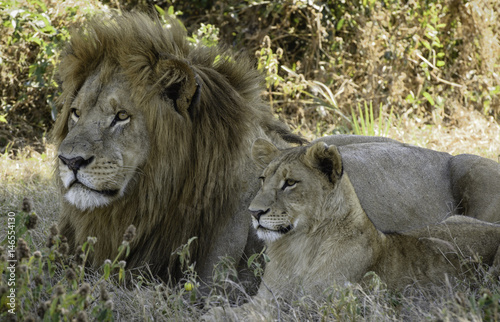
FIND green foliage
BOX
[0,0,98,153]
[256,36,284,92]
[351,102,394,137]
[203,0,499,136]
[173,236,199,302]
[187,23,220,47]
[2,0,500,151]
[1,0,72,112]
[247,246,270,278]
[154,5,183,25]
[473,289,500,321]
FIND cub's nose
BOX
[249,208,270,221]
[59,155,94,172]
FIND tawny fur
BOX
[250,140,500,300]
[52,12,305,282]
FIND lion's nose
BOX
[59,155,94,172]
[250,208,270,221]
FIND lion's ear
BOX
[252,138,281,169]
[305,142,343,183]
[154,58,201,115]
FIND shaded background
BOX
[1,0,499,156]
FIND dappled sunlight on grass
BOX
[0,145,59,248]
[388,108,500,160]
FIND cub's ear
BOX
[305,142,343,183]
[154,58,201,115]
[252,138,281,169]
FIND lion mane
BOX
[52,12,304,281]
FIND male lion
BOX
[53,12,305,285]
[249,139,500,298]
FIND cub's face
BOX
[249,139,343,243]
[249,157,331,243]
[57,73,150,210]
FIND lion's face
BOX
[57,72,150,210]
[249,140,343,243]
[249,160,324,243]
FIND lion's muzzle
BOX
[58,150,126,210]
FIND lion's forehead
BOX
[73,76,133,114]
[263,160,311,187]
[76,72,102,105]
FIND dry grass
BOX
[0,145,58,248]
[389,107,500,160]
[1,116,499,320]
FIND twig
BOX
[430,72,464,88]
[261,280,281,322]
[415,52,464,88]
[415,52,438,71]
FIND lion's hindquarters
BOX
[450,154,500,223]
[373,235,456,289]
[338,144,456,232]
[395,219,500,285]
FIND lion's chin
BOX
[64,184,119,211]
[253,218,295,243]
[255,226,294,243]
[256,228,284,243]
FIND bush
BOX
[193,0,500,134]
[1,0,499,152]
[0,0,101,153]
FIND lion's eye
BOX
[282,179,298,190]
[110,110,130,127]
[116,110,129,121]
[70,108,80,122]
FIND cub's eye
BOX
[258,176,265,186]
[282,179,298,190]
[70,108,80,122]
[116,110,130,121]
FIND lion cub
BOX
[250,139,500,298]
